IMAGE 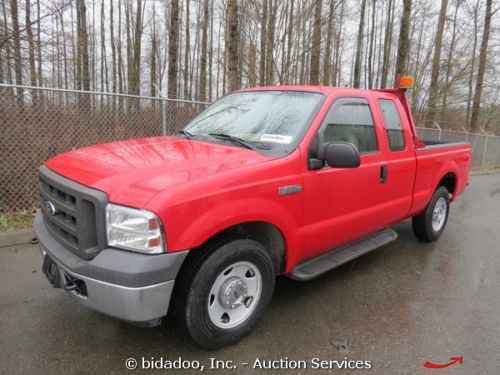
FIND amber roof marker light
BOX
[394,74,414,89]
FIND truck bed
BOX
[418,139,469,149]
[409,140,471,217]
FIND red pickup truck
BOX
[35,83,471,348]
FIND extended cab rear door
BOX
[373,92,416,224]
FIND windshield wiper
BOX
[208,132,257,151]
[176,129,194,139]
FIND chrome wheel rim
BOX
[208,261,262,329]
[432,197,447,232]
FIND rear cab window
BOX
[378,99,406,151]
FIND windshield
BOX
[182,91,324,156]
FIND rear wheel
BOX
[412,186,450,242]
[174,239,275,349]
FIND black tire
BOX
[173,239,275,349]
[412,186,450,242]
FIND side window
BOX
[322,98,377,153]
[379,99,406,151]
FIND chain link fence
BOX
[0,84,208,213]
[1,83,500,213]
[416,126,500,169]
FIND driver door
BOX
[301,97,389,262]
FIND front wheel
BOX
[174,239,275,349]
[412,186,450,242]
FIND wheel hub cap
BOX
[432,197,447,231]
[219,277,248,309]
[207,261,262,329]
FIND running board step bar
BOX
[289,228,397,281]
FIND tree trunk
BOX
[76,0,90,93]
[199,0,209,102]
[249,42,256,87]
[394,0,412,81]
[226,0,239,92]
[184,0,190,99]
[441,0,460,119]
[368,0,376,89]
[323,0,335,85]
[470,0,493,132]
[208,0,214,101]
[333,0,345,86]
[466,1,479,128]
[10,0,23,104]
[266,0,275,85]
[259,0,267,86]
[25,0,37,102]
[427,0,448,125]
[129,0,143,97]
[37,0,42,87]
[110,0,116,97]
[309,0,322,85]
[150,6,157,98]
[168,0,180,99]
[285,0,294,84]
[380,0,394,88]
[353,0,367,88]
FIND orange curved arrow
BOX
[424,356,463,369]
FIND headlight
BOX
[106,204,165,254]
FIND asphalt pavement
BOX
[1,174,499,374]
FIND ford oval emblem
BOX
[45,200,57,216]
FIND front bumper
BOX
[34,212,188,325]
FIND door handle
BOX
[380,165,388,184]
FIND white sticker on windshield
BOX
[260,134,293,144]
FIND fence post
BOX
[461,126,469,143]
[480,128,488,168]
[162,98,167,136]
[154,84,167,137]
[433,121,442,140]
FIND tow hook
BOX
[63,278,80,291]
[63,276,87,297]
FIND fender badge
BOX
[278,185,302,196]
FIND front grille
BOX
[38,166,108,259]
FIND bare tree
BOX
[10,0,23,103]
[466,0,480,127]
[76,0,90,93]
[150,5,157,98]
[353,0,367,88]
[226,0,239,91]
[266,0,275,85]
[380,0,394,88]
[441,0,460,118]
[184,0,190,99]
[470,0,493,132]
[25,0,37,101]
[168,0,180,99]
[309,0,322,85]
[427,0,448,125]
[394,0,412,80]
[110,0,116,95]
[259,0,267,85]
[128,0,143,96]
[322,0,335,86]
[367,0,376,89]
[199,0,209,101]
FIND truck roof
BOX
[237,85,336,95]
[236,85,403,97]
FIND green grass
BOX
[0,209,37,231]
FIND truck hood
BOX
[46,137,270,207]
